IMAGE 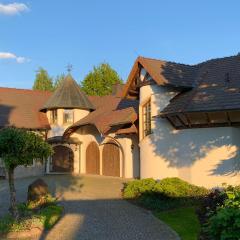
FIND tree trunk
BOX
[8,167,19,220]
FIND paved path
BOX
[0,175,180,240]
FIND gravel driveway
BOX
[0,175,179,240]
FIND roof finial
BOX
[66,64,73,74]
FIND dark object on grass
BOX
[27,178,49,202]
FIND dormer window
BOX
[63,109,74,124]
[50,109,58,124]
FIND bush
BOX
[123,178,209,211]
[123,178,156,199]
[123,177,208,200]
[197,189,226,226]
[0,194,63,233]
[153,177,208,198]
[203,189,240,240]
[206,207,240,240]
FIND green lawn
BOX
[155,207,200,240]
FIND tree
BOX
[0,128,53,219]
[33,67,53,91]
[53,73,66,90]
[81,63,123,96]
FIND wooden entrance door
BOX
[86,142,100,174]
[102,142,120,177]
[52,145,74,172]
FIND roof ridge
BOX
[195,54,239,67]
[139,56,194,67]
[139,54,240,67]
[0,87,52,94]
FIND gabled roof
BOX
[40,74,95,112]
[161,55,240,115]
[122,56,196,98]
[64,95,138,136]
[0,87,51,130]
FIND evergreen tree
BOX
[33,67,53,91]
[81,63,122,96]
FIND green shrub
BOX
[123,177,208,202]
[153,177,208,198]
[0,196,63,233]
[204,189,240,240]
[123,178,156,199]
[38,205,63,229]
[206,207,240,239]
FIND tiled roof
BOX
[122,56,196,98]
[41,74,95,112]
[65,95,138,135]
[0,85,138,134]
[137,57,195,87]
[0,87,51,129]
[162,55,240,115]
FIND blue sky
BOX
[0,0,240,89]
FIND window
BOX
[50,109,58,124]
[142,99,152,137]
[63,109,74,124]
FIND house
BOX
[0,54,240,188]
[0,75,139,179]
[122,55,240,187]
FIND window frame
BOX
[142,98,152,138]
[63,109,74,124]
[50,109,58,124]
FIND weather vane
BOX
[66,64,73,74]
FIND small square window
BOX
[63,109,74,124]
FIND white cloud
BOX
[0,52,29,63]
[0,2,29,15]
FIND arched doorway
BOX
[52,145,74,172]
[102,141,120,177]
[86,142,100,174]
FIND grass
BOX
[0,197,63,233]
[122,178,208,239]
[155,207,200,240]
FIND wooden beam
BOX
[185,114,192,127]
[225,112,232,126]
[129,89,138,95]
[166,116,176,128]
[205,113,211,127]
[176,115,186,127]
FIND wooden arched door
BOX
[52,145,74,172]
[86,142,100,174]
[102,142,120,177]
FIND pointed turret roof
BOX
[40,74,95,112]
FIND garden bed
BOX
[0,195,63,239]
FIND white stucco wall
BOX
[139,83,240,188]
[47,108,89,138]
[70,125,140,178]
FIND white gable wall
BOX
[139,82,240,188]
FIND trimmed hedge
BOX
[153,177,208,198]
[123,177,209,211]
[123,178,156,199]
[123,177,208,199]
